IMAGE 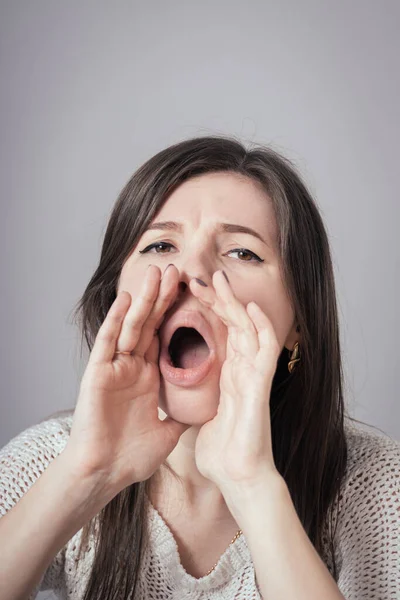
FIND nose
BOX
[178,281,188,294]
[165,243,214,300]
[164,276,197,316]
[174,246,212,284]
[172,270,209,304]
[176,268,210,292]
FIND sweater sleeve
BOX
[335,428,400,600]
[0,415,73,599]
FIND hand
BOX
[189,270,281,492]
[66,264,190,495]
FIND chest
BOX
[158,509,242,579]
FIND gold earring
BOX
[288,341,301,373]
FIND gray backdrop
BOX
[0,1,399,596]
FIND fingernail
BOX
[222,270,229,283]
[194,278,208,287]
[166,263,174,271]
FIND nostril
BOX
[178,281,187,293]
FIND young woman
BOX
[1,136,399,600]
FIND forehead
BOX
[155,171,277,238]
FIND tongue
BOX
[176,337,209,369]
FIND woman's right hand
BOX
[65,263,189,495]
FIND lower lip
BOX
[159,346,216,387]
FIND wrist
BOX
[222,469,287,521]
[55,447,118,518]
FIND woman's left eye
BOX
[225,248,264,263]
[139,242,264,263]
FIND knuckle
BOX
[140,294,156,309]
[159,285,171,299]
[126,321,141,337]
[105,311,124,326]
[143,316,158,333]
[97,328,115,344]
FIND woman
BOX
[0,135,399,600]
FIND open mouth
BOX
[168,326,210,369]
[159,310,217,387]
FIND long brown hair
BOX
[69,135,355,598]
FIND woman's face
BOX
[117,171,298,425]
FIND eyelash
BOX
[138,242,264,263]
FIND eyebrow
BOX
[144,221,270,247]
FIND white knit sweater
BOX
[0,414,399,600]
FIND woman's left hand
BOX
[190,270,282,494]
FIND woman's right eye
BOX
[138,242,174,255]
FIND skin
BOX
[116,171,300,518]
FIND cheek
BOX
[117,267,145,298]
[241,290,294,349]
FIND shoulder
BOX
[334,418,400,596]
[331,418,400,534]
[343,417,400,493]
[0,410,74,516]
[0,411,76,597]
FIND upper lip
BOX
[159,309,217,355]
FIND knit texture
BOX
[1,413,399,599]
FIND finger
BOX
[116,265,162,352]
[192,271,259,358]
[160,416,191,449]
[190,279,230,326]
[189,277,237,361]
[135,265,180,357]
[246,301,280,372]
[191,273,255,362]
[148,417,191,466]
[145,331,160,364]
[89,290,133,365]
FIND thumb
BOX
[145,331,161,364]
[161,416,191,452]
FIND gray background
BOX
[0,1,399,596]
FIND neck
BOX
[150,424,229,517]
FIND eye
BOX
[224,248,264,263]
[138,242,264,263]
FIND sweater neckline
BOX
[144,491,252,592]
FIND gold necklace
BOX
[204,529,243,576]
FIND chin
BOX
[158,379,220,426]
